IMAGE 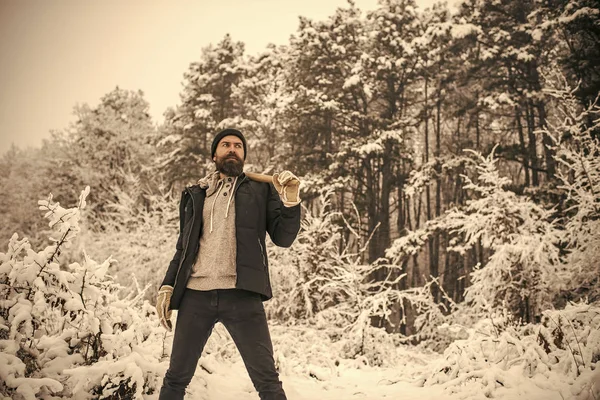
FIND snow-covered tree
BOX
[157,34,248,189]
[285,1,418,264]
[267,191,359,322]
[82,181,179,304]
[537,0,600,107]
[267,191,411,364]
[389,146,565,323]
[0,147,53,248]
[226,45,294,173]
[452,0,559,185]
[46,87,158,226]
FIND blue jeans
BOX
[159,289,286,400]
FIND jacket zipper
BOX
[174,174,249,289]
[258,238,266,268]
[173,187,194,289]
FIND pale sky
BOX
[0,0,438,155]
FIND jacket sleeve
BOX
[160,190,189,287]
[266,182,301,247]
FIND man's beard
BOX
[215,154,244,176]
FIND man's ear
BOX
[212,156,216,162]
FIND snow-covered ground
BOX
[188,361,448,400]
[174,343,572,400]
[157,321,591,400]
[158,321,448,400]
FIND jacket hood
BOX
[197,171,221,197]
[197,170,239,233]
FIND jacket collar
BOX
[191,172,248,195]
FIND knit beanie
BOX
[211,128,247,160]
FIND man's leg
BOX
[159,289,218,400]
[219,289,287,400]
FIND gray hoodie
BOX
[186,171,238,291]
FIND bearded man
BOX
[156,128,301,400]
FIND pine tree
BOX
[453,0,558,185]
[538,0,600,108]
[545,80,600,302]
[157,34,247,189]
[230,44,292,172]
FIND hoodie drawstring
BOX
[209,176,239,233]
[209,180,224,233]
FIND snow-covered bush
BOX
[81,182,178,304]
[269,324,343,379]
[452,147,565,322]
[421,302,600,400]
[0,187,168,399]
[381,279,466,352]
[267,190,361,323]
[546,83,600,303]
[339,325,398,367]
[266,190,417,365]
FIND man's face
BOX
[213,135,245,176]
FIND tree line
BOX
[1,0,598,332]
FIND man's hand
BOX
[273,171,301,207]
[156,285,174,331]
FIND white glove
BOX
[273,171,301,207]
[156,285,173,331]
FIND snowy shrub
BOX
[340,325,398,367]
[269,324,342,379]
[383,279,467,352]
[267,191,408,365]
[545,83,600,303]
[81,183,178,304]
[267,190,361,323]
[0,187,168,399]
[421,302,600,400]
[443,147,566,322]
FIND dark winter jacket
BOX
[160,173,301,310]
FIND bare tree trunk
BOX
[423,74,437,300]
[515,107,531,186]
[397,184,405,236]
[428,82,443,303]
[475,91,481,150]
[525,101,540,186]
[411,192,422,288]
[365,158,379,264]
[529,60,556,180]
[537,101,556,179]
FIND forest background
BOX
[1,0,599,398]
